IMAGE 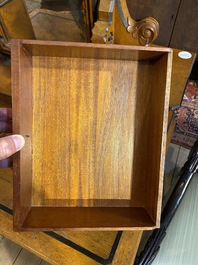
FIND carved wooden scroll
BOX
[92,0,159,46]
[116,0,159,45]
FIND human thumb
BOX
[0,135,25,160]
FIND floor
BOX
[137,143,198,265]
[0,235,49,265]
[152,144,198,264]
[1,143,197,264]
[26,0,87,42]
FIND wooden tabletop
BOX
[0,167,142,265]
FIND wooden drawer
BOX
[11,39,172,231]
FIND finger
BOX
[0,135,25,160]
[0,108,12,121]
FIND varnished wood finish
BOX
[12,39,172,231]
[0,0,35,54]
[145,54,172,223]
[170,49,196,107]
[92,2,196,107]
[115,0,159,46]
[12,39,33,230]
[98,0,112,21]
[113,2,157,47]
[126,0,198,53]
[20,39,169,60]
[112,231,143,265]
[93,2,195,262]
[23,207,155,231]
[93,0,198,53]
[93,0,159,46]
[0,168,141,265]
[126,0,181,47]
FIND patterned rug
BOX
[171,80,198,149]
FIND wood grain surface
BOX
[0,168,140,264]
[32,56,137,206]
[0,0,35,47]
[169,49,196,107]
[12,40,172,230]
[126,0,181,47]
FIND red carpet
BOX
[171,80,198,149]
